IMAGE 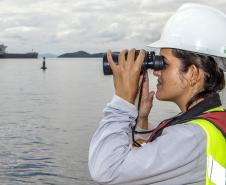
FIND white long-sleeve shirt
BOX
[89,95,206,185]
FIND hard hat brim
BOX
[147,39,170,49]
[147,39,226,72]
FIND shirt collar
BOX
[175,93,222,121]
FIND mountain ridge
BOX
[58,51,104,58]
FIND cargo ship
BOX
[0,44,38,58]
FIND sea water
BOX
[0,58,225,184]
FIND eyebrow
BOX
[159,51,165,58]
[160,54,169,63]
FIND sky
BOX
[0,0,226,55]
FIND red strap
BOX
[146,111,226,143]
[198,112,226,134]
[146,119,171,142]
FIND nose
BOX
[153,69,161,77]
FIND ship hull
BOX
[0,52,38,58]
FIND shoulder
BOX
[159,122,207,152]
[157,123,207,160]
[163,122,207,141]
[157,123,207,170]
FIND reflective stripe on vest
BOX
[188,106,226,185]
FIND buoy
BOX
[41,57,47,70]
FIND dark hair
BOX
[172,49,225,110]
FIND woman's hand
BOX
[107,48,145,104]
[137,71,155,129]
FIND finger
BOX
[138,74,144,86]
[118,49,127,68]
[148,91,155,102]
[107,50,117,73]
[141,72,153,103]
[127,48,136,64]
[143,71,149,89]
[142,72,149,91]
[135,49,145,69]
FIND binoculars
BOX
[103,50,165,75]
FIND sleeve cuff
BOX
[134,126,151,141]
[108,95,138,119]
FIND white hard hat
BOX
[147,3,226,58]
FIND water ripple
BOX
[18,157,53,161]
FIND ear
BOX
[187,64,203,86]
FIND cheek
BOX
[178,73,189,89]
[165,71,182,88]
[168,70,189,88]
[157,71,187,99]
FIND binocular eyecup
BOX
[103,50,165,75]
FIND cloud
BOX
[0,0,225,54]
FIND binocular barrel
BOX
[103,51,165,75]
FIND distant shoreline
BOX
[57,51,104,58]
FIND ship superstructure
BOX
[0,44,7,55]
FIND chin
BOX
[155,92,169,101]
[155,92,163,100]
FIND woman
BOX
[89,3,226,185]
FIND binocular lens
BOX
[102,51,165,75]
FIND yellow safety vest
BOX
[189,106,226,185]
